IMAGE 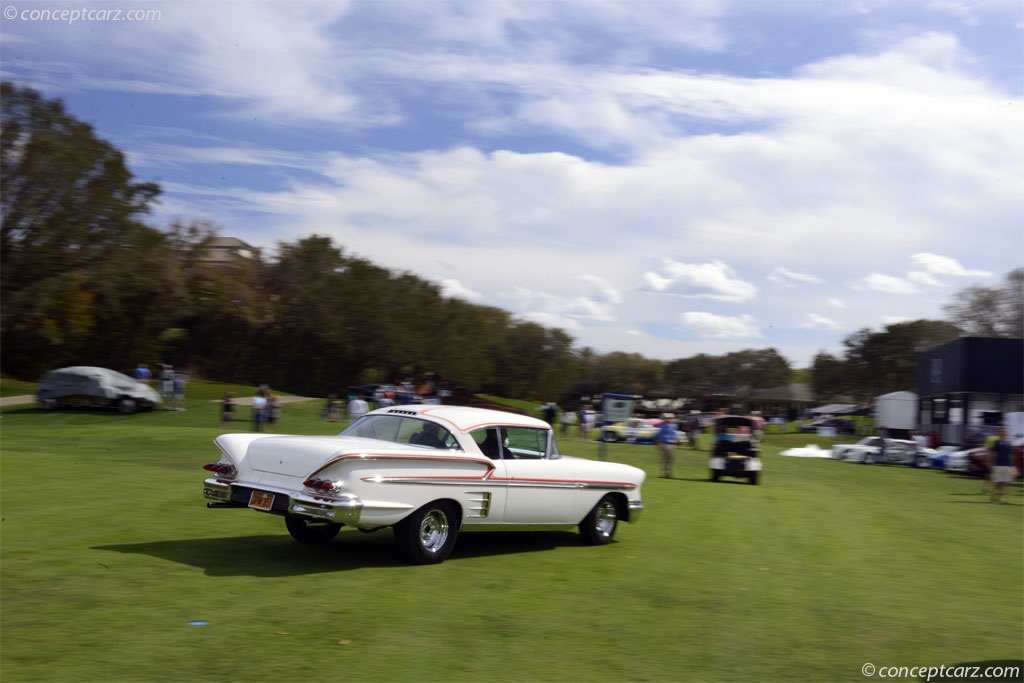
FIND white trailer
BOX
[874,391,918,432]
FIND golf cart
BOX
[708,415,762,485]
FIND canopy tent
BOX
[810,403,859,415]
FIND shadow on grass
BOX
[94,530,585,575]
[673,476,760,486]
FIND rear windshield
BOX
[340,414,461,451]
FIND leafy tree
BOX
[1,81,176,377]
[943,269,1023,338]
[810,351,851,400]
[165,220,268,377]
[841,320,960,400]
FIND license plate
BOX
[248,490,275,511]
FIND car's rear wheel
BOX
[395,501,459,564]
[285,517,341,545]
[601,430,619,442]
[710,469,720,482]
[749,471,760,485]
[579,494,618,545]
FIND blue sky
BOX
[2,0,1022,367]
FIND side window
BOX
[405,420,460,450]
[472,428,503,459]
[503,427,549,459]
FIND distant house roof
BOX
[201,236,258,263]
[749,384,815,403]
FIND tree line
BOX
[3,81,1020,404]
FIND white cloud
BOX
[910,252,994,278]
[578,274,623,304]
[857,253,997,297]
[440,278,482,302]
[641,260,758,302]
[680,312,762,339]
[859,273,922,294]
[7,2,1021,370]
[768,266,824,287]
[501,284,618,326]
[804,314,842,331]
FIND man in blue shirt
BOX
[131,363,151,383]
[653,414,680,478]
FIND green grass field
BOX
[2,384,1021,682]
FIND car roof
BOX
[368,404,550,433]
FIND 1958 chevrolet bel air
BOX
[203,404,645,564]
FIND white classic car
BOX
[831,436,931,466]
[203,404,645,564]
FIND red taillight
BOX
[303,477,336,492]
[203,462,236,476]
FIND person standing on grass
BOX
[221,391,235,427]
[653,414,680,478]
[988,427,1014,504]
[266,393,280,432]
[348,394,369,423]
[252,388,268,432]
[911,430,928,468]
[560,408,576,436]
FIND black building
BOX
[916,337,1024,446]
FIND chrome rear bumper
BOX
[203,478,363,525]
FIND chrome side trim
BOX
[464,491,492,518]
[367,476,637,491]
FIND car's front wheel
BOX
[395,501,459,564]
[117,397,138,414]
[600,430,619,442]
[285,517,341,545]
[579,494,619,545]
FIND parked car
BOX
[925,446,965,470]
[599,417,661,443]
[36,366,162,414]
[830,436,927,466]
[708,415,762,484]
[965,443,1024,478]
[203,404,646,564]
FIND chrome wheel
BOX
[395,501,459,564]
[593,499,617,538]
[580,494,619,545]
[419,508,451,553]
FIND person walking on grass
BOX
[988,426,1014,504]
[654,414,680,478]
